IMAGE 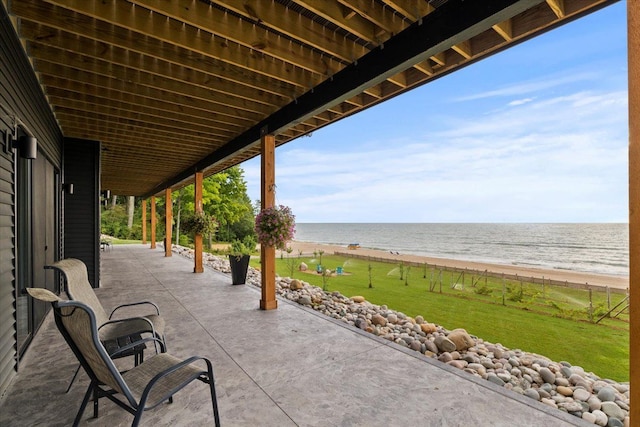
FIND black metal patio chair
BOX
[26,288,221,427]
[45,258,167,391]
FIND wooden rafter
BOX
[206,0,367,63]
[546,0,565,18]
[493,19,514,41]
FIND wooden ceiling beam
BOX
[373,1,446,88]
[57,132,221,158]
[16,0,313,90]
[452,40,472,59]
[100,172,166,183]
[290,0,401,99]
[97,147,197,163]
[42,83,253,129]
[430,51,446,66]
[47,0,335,78]
[38,72,266,123]
[97,159,187,173]
[492,19,514,41]
[310,111,333,124]
[293,0,382,44]
[34,60,273,118]
[341,5,357,20]
[546,0,565,18]
[21,26,289,107]
[380,0,435,21]
[29,46,282,115]
[205,0,367,63]
[386,70,408,88]
[49,98,237,140]
[413,60,434,76]
[46,90,245,134]
[379,80,404,98]
[58,131,217,158]
[336,0,405,35]
[124,1,385,108]
[56,110,226,144]
[61,125,214,157]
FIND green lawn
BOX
[110,243,628,381]
[252,253,629,382]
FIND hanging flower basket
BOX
[254,205,295,250]
[182,211,218,236]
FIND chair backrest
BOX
[53,299,138,407]
[46,259,110,326]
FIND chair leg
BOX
[206,362,221,427]
[93,385,99,418]
[66,364,82,393]
[132,408,144,427]
[210,380,221,427]
[73,382,94,427]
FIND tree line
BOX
[101,166,257,247]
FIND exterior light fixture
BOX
[0,104,38,159]
[14,135,37,159]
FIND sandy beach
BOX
[282,241,629,290]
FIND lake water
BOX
[294,223,629,277]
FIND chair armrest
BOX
[140,356,214,409]
[109,301,160,319]
[108,336,163,359]
[99,316,160,353]
[99,316,156,340]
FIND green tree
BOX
[207,167,252,241]
[101,167,255,247]
[101,196,151,240]
[172,166,255,247]
[173,188,187,246]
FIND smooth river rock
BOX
[447,329,475,351]
[538,367,556,385]
[434,336,456,353]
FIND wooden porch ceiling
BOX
[4,0,616,197]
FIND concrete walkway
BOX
[0,245,590,426]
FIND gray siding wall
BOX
[0,4,63,396]
[0,121,15,397]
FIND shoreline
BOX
[282,241,629,290]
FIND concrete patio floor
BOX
[0,245,591,426]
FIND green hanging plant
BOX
[182,211,218,236]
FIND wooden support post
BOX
[260,132,277,310]
[150,196,156,249]
[165,188,172,257]
[141,199,147,244]
[194,171,204,273]
[628,2,639,422]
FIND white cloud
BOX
[453,72,598,102]
[508,98,534,106]
[243,87,627,223]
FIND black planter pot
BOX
[229,254,250,285]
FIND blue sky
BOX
[242,2,628,223]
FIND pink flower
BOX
[255,205,295,250]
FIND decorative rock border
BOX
[172,246,631,426]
